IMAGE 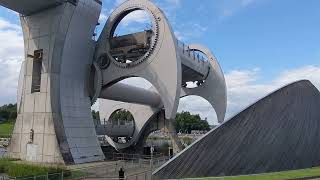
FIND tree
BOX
[0,103,17,122]
[175,111,210,134]
[110,109,134,124]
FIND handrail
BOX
[5,155,170,180]
[176,39,209,65]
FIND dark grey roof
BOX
[154,80,320,179]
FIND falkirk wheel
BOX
[0,0,226,164]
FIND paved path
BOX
[67,160,161,179]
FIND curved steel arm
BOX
[181,44,227,123]
[95,0,181,119]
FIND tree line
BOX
[93,110,211,133]
[0,103,17,122]
[1,104,211,133]
[175,111,210,133]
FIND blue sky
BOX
[100,0,320,75]
[0,0,319,124]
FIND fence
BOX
[104,152,165,161]
[176,39,208,63]
[1,155,169,180]
[76,170,153,180]
[125,170,152,180]
[0,148,6,158]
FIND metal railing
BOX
[2,155,169,180]
[0,148,7,158]
[125,170,152,180]
[176,39,208,65]
[104,152,166,161]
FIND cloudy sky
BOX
[0,0,319,125]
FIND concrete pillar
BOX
[8,0,105,164]
[164,119,184,154]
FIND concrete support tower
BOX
[1,0,105,164]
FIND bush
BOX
[157,142,170,156]
[0,158,11,173]
[175,111,211,134]
[0,104,17,121]
[181,136,193,146]
[0,158,65,178]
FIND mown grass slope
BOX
[192,167,320,180]
[0,121,14,138]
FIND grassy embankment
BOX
[0,120,14,138]
[0,158,87,179]
[0,158,64,178]
[192,167,320,180]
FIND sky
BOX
[0,0,319,125]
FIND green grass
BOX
[181,136,193,145]
[0,121,14,138]
[0,158,65,178]
[0,158,90,179]
[190,167,320,180]
[67,170,91,180]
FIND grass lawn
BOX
[0,158,65,178]
[0,121,14,138]
[0,159,90,179]
[191,167,320,180]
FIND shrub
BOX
[181,136,193,146]
[0,158,65,178]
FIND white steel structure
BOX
[0,0,226,164]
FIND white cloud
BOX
[193,23,208,32]
[174,31,186,41]
[241,0,256,7]
[164,0,181,7]
[218,0,261,19]
[99,12,108,22]
[225,65,320,120]
[153,0,182,26]
[0,17,23,105]
[120,77,152,89]
[0,3,319,129]
[174,23,208,42]
[118,10,150,27]
[96,65,320,125]
[178,66,320,125]
[115,0,126,6]
[273,65,320,87]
